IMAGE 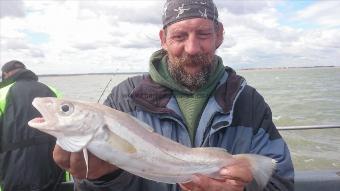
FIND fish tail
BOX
[233,154,277,189]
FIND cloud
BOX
[296,1,340,27]
[217,0,340,69]
[78,1,163,25]
[3,38,29,50]
[30,48,45,58]
[215,0,276,15]
[73,43,99,51]
[0,0,340,74]
[0,0,25,18]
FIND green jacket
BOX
[0,69,64,191]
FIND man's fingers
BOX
[179,183,193,191]
[225,178,247,187]
[191,174,222,190]
[53,145,70,170]
[86,152,115,179]
[53,145,119,179]
[219,162,253,183]
[189,175,247,191]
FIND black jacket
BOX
[76,67,294,191]
[0,69,63,191]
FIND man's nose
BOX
[184,35,201,55]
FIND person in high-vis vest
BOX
[0,60,66,191]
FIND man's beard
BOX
[168,52,215,91]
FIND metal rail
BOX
[277,124,340,130]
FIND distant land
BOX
[37,65,338,77]
[38,71,147,77]
[239,65,337,71]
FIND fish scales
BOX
[28,97,276,188]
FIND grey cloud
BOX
[72,40,116,51]
[109,24,160,49]
[73,43,98,51]
[118,37,159,49]
[108,7,161,25]
[4,39,29,50]
[78,1,163,25]
[263,28,300,42]
[296,1,340,27]
[215,0,275,15]
[0,0,25,18]
[30,49,45,58]
[221,35,237,48]
[225,15,301,43]
[248,21,299,42]
[316,32,340,49]
[220,37,340,69]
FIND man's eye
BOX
[172,35,185,41]
[198,33,211,38]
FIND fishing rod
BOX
[97,77,112,103]
[277,124,340,131]
[97,68,119,103]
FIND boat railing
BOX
[55,125,340,191]
[277,124,340,130]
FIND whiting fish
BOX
[28,97,276,188]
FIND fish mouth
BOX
[28,97,57,130]
[28,117,50,129]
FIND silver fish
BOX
[28,97,276,188]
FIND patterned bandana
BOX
[162,0,219,28]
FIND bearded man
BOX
[53,0,294,190]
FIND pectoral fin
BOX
[83,148,89,178]
[105,127,137,154]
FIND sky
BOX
[1,0,340,75]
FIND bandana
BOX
[162,0,219,28]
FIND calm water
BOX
[40,67,340,170]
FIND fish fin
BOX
[83,148,89,179]
[104,125,137,154]
[233,154,277,189]
[57,133,94,152]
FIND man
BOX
[53,0,294,190]
[0,60,64,191]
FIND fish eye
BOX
[61,104,69,112]
[59,102,74,115]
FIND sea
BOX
[39,67,340,171]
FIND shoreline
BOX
[239,65,337,71]
[38,65,338,77]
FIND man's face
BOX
[160,18,223,91]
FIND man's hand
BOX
[179,160,253,191]
[53,145,119,179]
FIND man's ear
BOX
[2,72,9,80]
[159,29,167,50]
[215,22,224,49]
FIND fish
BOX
[28,97,276,188]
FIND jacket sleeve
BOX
[247,89,294,191]
[75,171,172,191]
[74,171,142,191]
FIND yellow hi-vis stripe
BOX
[65,171,72,182]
